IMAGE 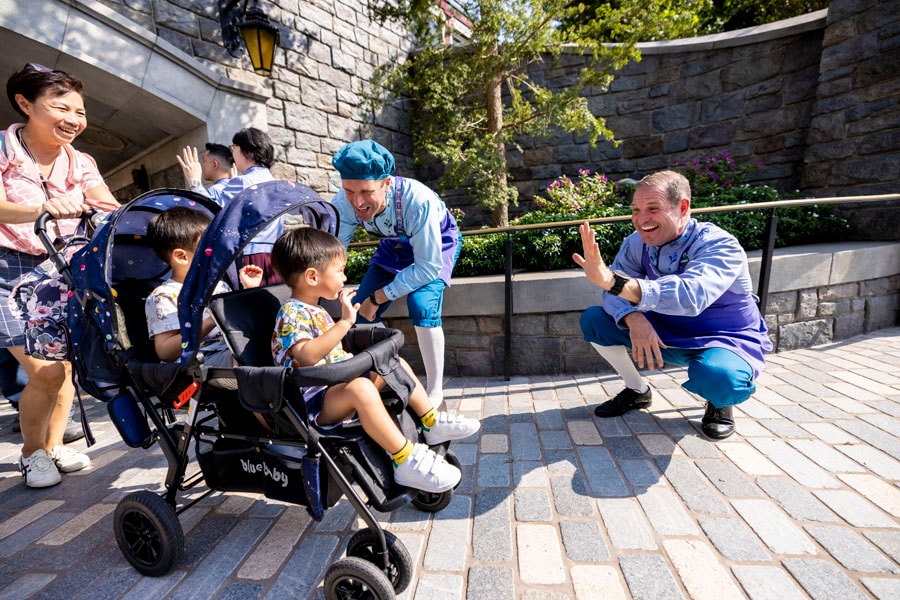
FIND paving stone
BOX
[861,577,900,600]
[664,539,744,600]
[834,421,900,461]
[465,566,515,600]
[675,435,720,458]
[864,530,900,563]
[695,459,763,497]
[805,525,899,573]
[510,422,542,460]
[0,573,56,600]
[757,419,816,438]
[218,582,263,600]
[782,558,869,600]
[837,473,900,517]
[638,434,678,456]
[412,574,464,600]
[731,565,807,600]
[567,420,603,445]
[593,416,632,437]
[424,495,472,572]
[618,553,685,600]
[718,443,783,476]
[747,438,842,488]
[238,506,309,580]
[512,461,548,488]
[698,517,771,561]
[571,565,626,600]
[813,490,899,528]
[798,422,858,444]
[656,457,729,514]
[559,519,610,561]
[516,523,565,584]
[265,535,340,600]
[480,433,509,453]
[597,498,657,550]
[476,453,512,488]
[606,436,646,458]
[620,459,661,487]
[549,474,595,517]
[835,444,900,479]
[636,485,699,536]
[473,490,512,562]
[788,439,868,473]
[534,400,565,430]
[755,477,839,522]
[576,446,629,497]
[731,499,817,555]
[539,429,572,450]
[514,489,553,522]
[170,518,270,599]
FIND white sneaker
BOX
[19,450,62,488]
[49,445,91,473]
[393,443,461,493]
[423,412,481,445]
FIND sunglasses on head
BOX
[25,62,52,73]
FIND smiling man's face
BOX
[631,184,691,247]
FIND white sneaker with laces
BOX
[19,450,62,488]
[423,412,481,446]
[393,443,461,493]
[49,445,91,473]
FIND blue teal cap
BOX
[332,140,395,180]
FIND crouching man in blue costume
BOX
[331,141,461,408]
[573,170,772,439]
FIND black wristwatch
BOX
[608,270,630,296]
[368,292,384,306]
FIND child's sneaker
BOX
[423,412,481,445]
[393,443,461,493]
[19,450,62,488]
[49,445,91,473]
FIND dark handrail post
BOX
[504,232,512,381]
[757,207,778,313]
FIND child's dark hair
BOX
[147,207,211,263]
[271,227,346,286]
[232,127,274,168]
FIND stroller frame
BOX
[47,183,459,599]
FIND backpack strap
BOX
[0,131,6,156]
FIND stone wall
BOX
[381,242,900,377]
[87,1,898,234]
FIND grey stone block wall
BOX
[383,243,900,377]
[93,2,897,234]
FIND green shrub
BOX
[346,154,850,280]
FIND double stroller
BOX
[42,181,460,599]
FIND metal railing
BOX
[352,193,899,379]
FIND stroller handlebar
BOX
[34,208,98,255]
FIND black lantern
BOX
[219,0,280,76]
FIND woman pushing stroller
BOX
[271,227,480,493]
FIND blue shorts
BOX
[581,306,756,408]
[353,265,447,328]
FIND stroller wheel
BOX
[346,529,412,594]
[114,491,184,576]
[324,556,395,600]
[411,449,460,513]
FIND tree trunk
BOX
[486,44,508,228]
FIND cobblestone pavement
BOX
[1,328,898,600]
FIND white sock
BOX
[415,325,445,408]
[590,343,647,392]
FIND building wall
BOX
[90,1,897,235]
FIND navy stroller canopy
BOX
[178,180,338,364]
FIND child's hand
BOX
[338,288,359,324]
[239,264,263,288]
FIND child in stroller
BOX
[61,181,472,598]
[270,226,479,493]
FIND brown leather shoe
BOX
[701,403,734,439]
[594,387,652,418]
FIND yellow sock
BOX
[391,440,414,467]
[419,408,436,429]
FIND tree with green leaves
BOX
[366,1,696,227]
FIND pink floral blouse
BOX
[0,123,110,256]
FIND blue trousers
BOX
[580,306,756,408]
